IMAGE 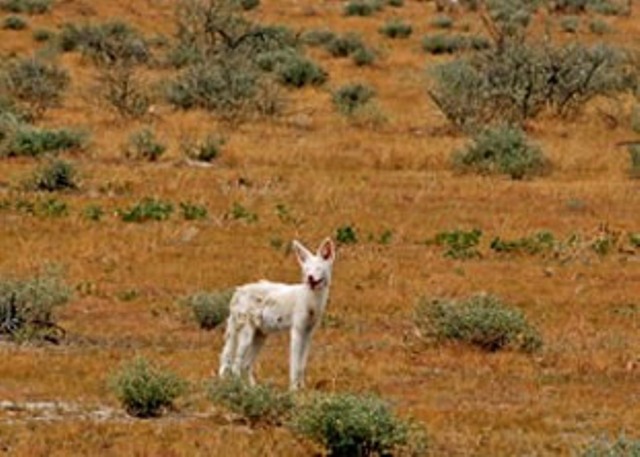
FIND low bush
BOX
[98,66,151,119]
[324,33,366,58]
[581,434,640,456]
[119,198,173,222]
[452,125,547,179]
[336,225,358,244]
[490,231,556,255]
[414,294,543,352]
[433,228,482,259]
[237,0,260,10]
[290,392,425,456]
[123,128,165,161]
[209,377,293,426]
[0,0,51,14]
[181,133,224,162]
[332,83,375,115]
[301,28,336,47]
[32,27,53,41]
[27,159,79,192]
[379,19,412,38]
[589,18,611,35]
[0,269,70,343]
[2,15,27,30]
[430,14,454,29]
[422,33,468,54]
[110,357,187,418]
[179,202,208,221]
[344,0,379,16]
[559,15,580,33]
[182,290,231,329]
[257,50,326,88]
[3,126,85,157]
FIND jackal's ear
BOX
[317,237,335,263]
[292,240,312,265]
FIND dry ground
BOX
[0,0,639,455]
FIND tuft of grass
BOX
[2,14,27,30]
[414,294,543,353]
[379,19,413,39]
[82,204,104,222]
[110,357,187,418]
[181,290,231,329]
[336,225,358,245]
[228,202,258,223]
[257,50,327,88]
[324,33,366,58]
[181,134,224,163]
[452,125,548,179]
[0,0,51,14]
[3,126,86,157]
[301,28,336,47]
[119,198,173,223]
[344,0,378,16]
[237,0,260,10]
[290,392,426,456]
[332,83,376,115]
[559,15,580,33]
[589,18,611,35]
[0,268,70,343]
[32,27,53,41]
[209,377,294,426]
[422,33,468,54]
[179,201,208,221]
[490,231,556,255]
[123,128,166,161]
[27,159,79,192]
[430,14,454,29]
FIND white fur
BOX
[218,238,336,390]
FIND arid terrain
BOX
[0,0,638,455]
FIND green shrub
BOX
[209,377,293,426]
[0,0,51,14]
[433,228,482,259]
[0,269,70,343]
[344,0,377,16]
[388,0,404,5]
[452,125,547,179]
[4,126,85,157]
[181,133,224,162]
[629,233,640,248]
[379,19,412,38]
[182,290,231,329]
[332,83,375,115]
[59,21,149,65]
[83,204,104,221]
[589,18,611,35]
[336,225,358,244]
[290,392,423,456]
[38,197,68,217]
[414,294,543,352]
[430,14,454,29]
[123,128,166,161]
[237,0,260,10]
[490,231,556,255]
[351,46,376,66]
[302,28,336,47]
[98,66,151,119]
[629,144,640,178]
[179,201,208,221]
[110,357,187,418]
[582,435,640,456]
[422,33,469,54]
[257,50,326,88]
[559,15,580,33]
[32,27,53,41]
[28,159,78,192]
[228,202,258,223]
[2,56,70,118]
[324,33,366,58]
[2,15,27,29]
[587,0,628,15]
[119,198,173,222]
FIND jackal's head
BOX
[292,238,336,291]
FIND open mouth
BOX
[307,276,325,290]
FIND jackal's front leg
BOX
[290,327,312,391]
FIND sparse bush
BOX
[587,0,628,15]
[2,15,27,30]
[414,294,543,352]
[379,19,412,38]
[351,45,376,66]
[237,0,259,10]
[119,198,173,222]
[430,14,454,29]
[290,392,424,456]
[628,144,640,178]
[422,33,467,54]
[332,83,375,115]
[388,0,404,5]
[582,434,640,456]
[181,133,224,162]
[182,290,231,329]
[98,66,151,119]
[548,0,587,13]
[59,21,149,66]
[559,15,580,33]
[344,0,377,16]
[324,33,365,58]
[228,202,258,223]
[3,126,85,157]
[433,228,482,259]
[110,357,187,418]
[179,201,208,221]
[209,377,293,425]
[302,28,336,46]
[28,159,79,192]
[629,233,640,248]
[490,231,556,255]
[123,128,166,161]
[0,269,70,343]
[0,0,51,14]
[336,225,358,244]
[38,197,67,217]
[589,18,611,35]
[2,56,70,118]
[453,125,547,179]
[83,204,104,221]
[257,50,327,87]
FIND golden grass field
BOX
[0,0,639,455]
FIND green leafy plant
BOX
[452,125,547,179]
[0,268,70,343]
[83,204,104,221]
[344,0,379,16]
[119,198,173,223]
[415,294,542,352]
[123,128,166,161]
[257,50,327,88]
[181,290,232,330]
[209,377,293,426]
[3,126,85,157]
[490,231,556,255]
[434,228,482,259]
[290,392,425,456]
[336,225,358,244]
[332,83,375,115]
[422,33,469,54]
[179,201,208,220]
[110,357,187,418]
[228,202,258,223]
[2,15,27,30]
[379,19,412,38]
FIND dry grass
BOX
[0,0,639,455]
